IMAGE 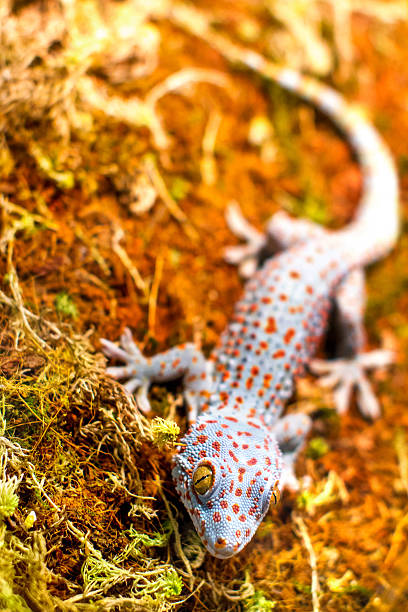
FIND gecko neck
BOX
[203,394,280,427]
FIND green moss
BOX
[244,590,276,611]
[0,470,19,521]
[306,437,330,459]
[54,292,79,319]
[150,416,180,449]
[169,176,191,201]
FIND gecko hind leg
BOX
[223,201,267,278]
[310,269,394,419]
[224,202,328,277]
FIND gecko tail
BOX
[265,65,399,265]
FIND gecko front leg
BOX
[271,413,312,491]
[101,328,213,421]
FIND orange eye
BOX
[193,463,214,495]
[272,481,280,505]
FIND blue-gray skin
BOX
[102,56,398,558]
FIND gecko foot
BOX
[310,350,394,419]
[101,327,152,413]
[224,201,266,278]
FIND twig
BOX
[111,224,147,294]
[26,462,62,513]
[293,514,321,612]
[77,76,170,149]
[75,226,111,276]
[384,512,408,569]
[148,252,164,335]
[395,428,408,495]
[145,67,229,107]
[144,155,199,240]
[158,479,194,588]
[200,110,222,186]
[7,250,50,351]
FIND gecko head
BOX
[172,413,282,558]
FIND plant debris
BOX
[1,0,407,610]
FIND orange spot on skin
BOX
[232,504,240,514]
[246,377,254,390]
[259,341,268,350]
[266,317,277,333]
[290,270,300,279]
[306,285,314,294]
[213,512,221,523]
[261,297,272,304]
[212,441,221,451]
[229,450,239,462]
[247,420,260,429]
[273,349,286,358]
[247,457,257,466]
[172,359,181,368]
[284,328,295,344]
[279,294,288,301]
[251,366,260,376]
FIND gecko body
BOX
[102,47,399,558]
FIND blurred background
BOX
[1,1,408,610]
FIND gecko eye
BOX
[272,481,281,505]
[193,463,214,495]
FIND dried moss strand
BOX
[294,515,321,612]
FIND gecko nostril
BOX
[215,537,227,548]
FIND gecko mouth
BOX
[207,537,243,559]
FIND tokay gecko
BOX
[101,41,399,558]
